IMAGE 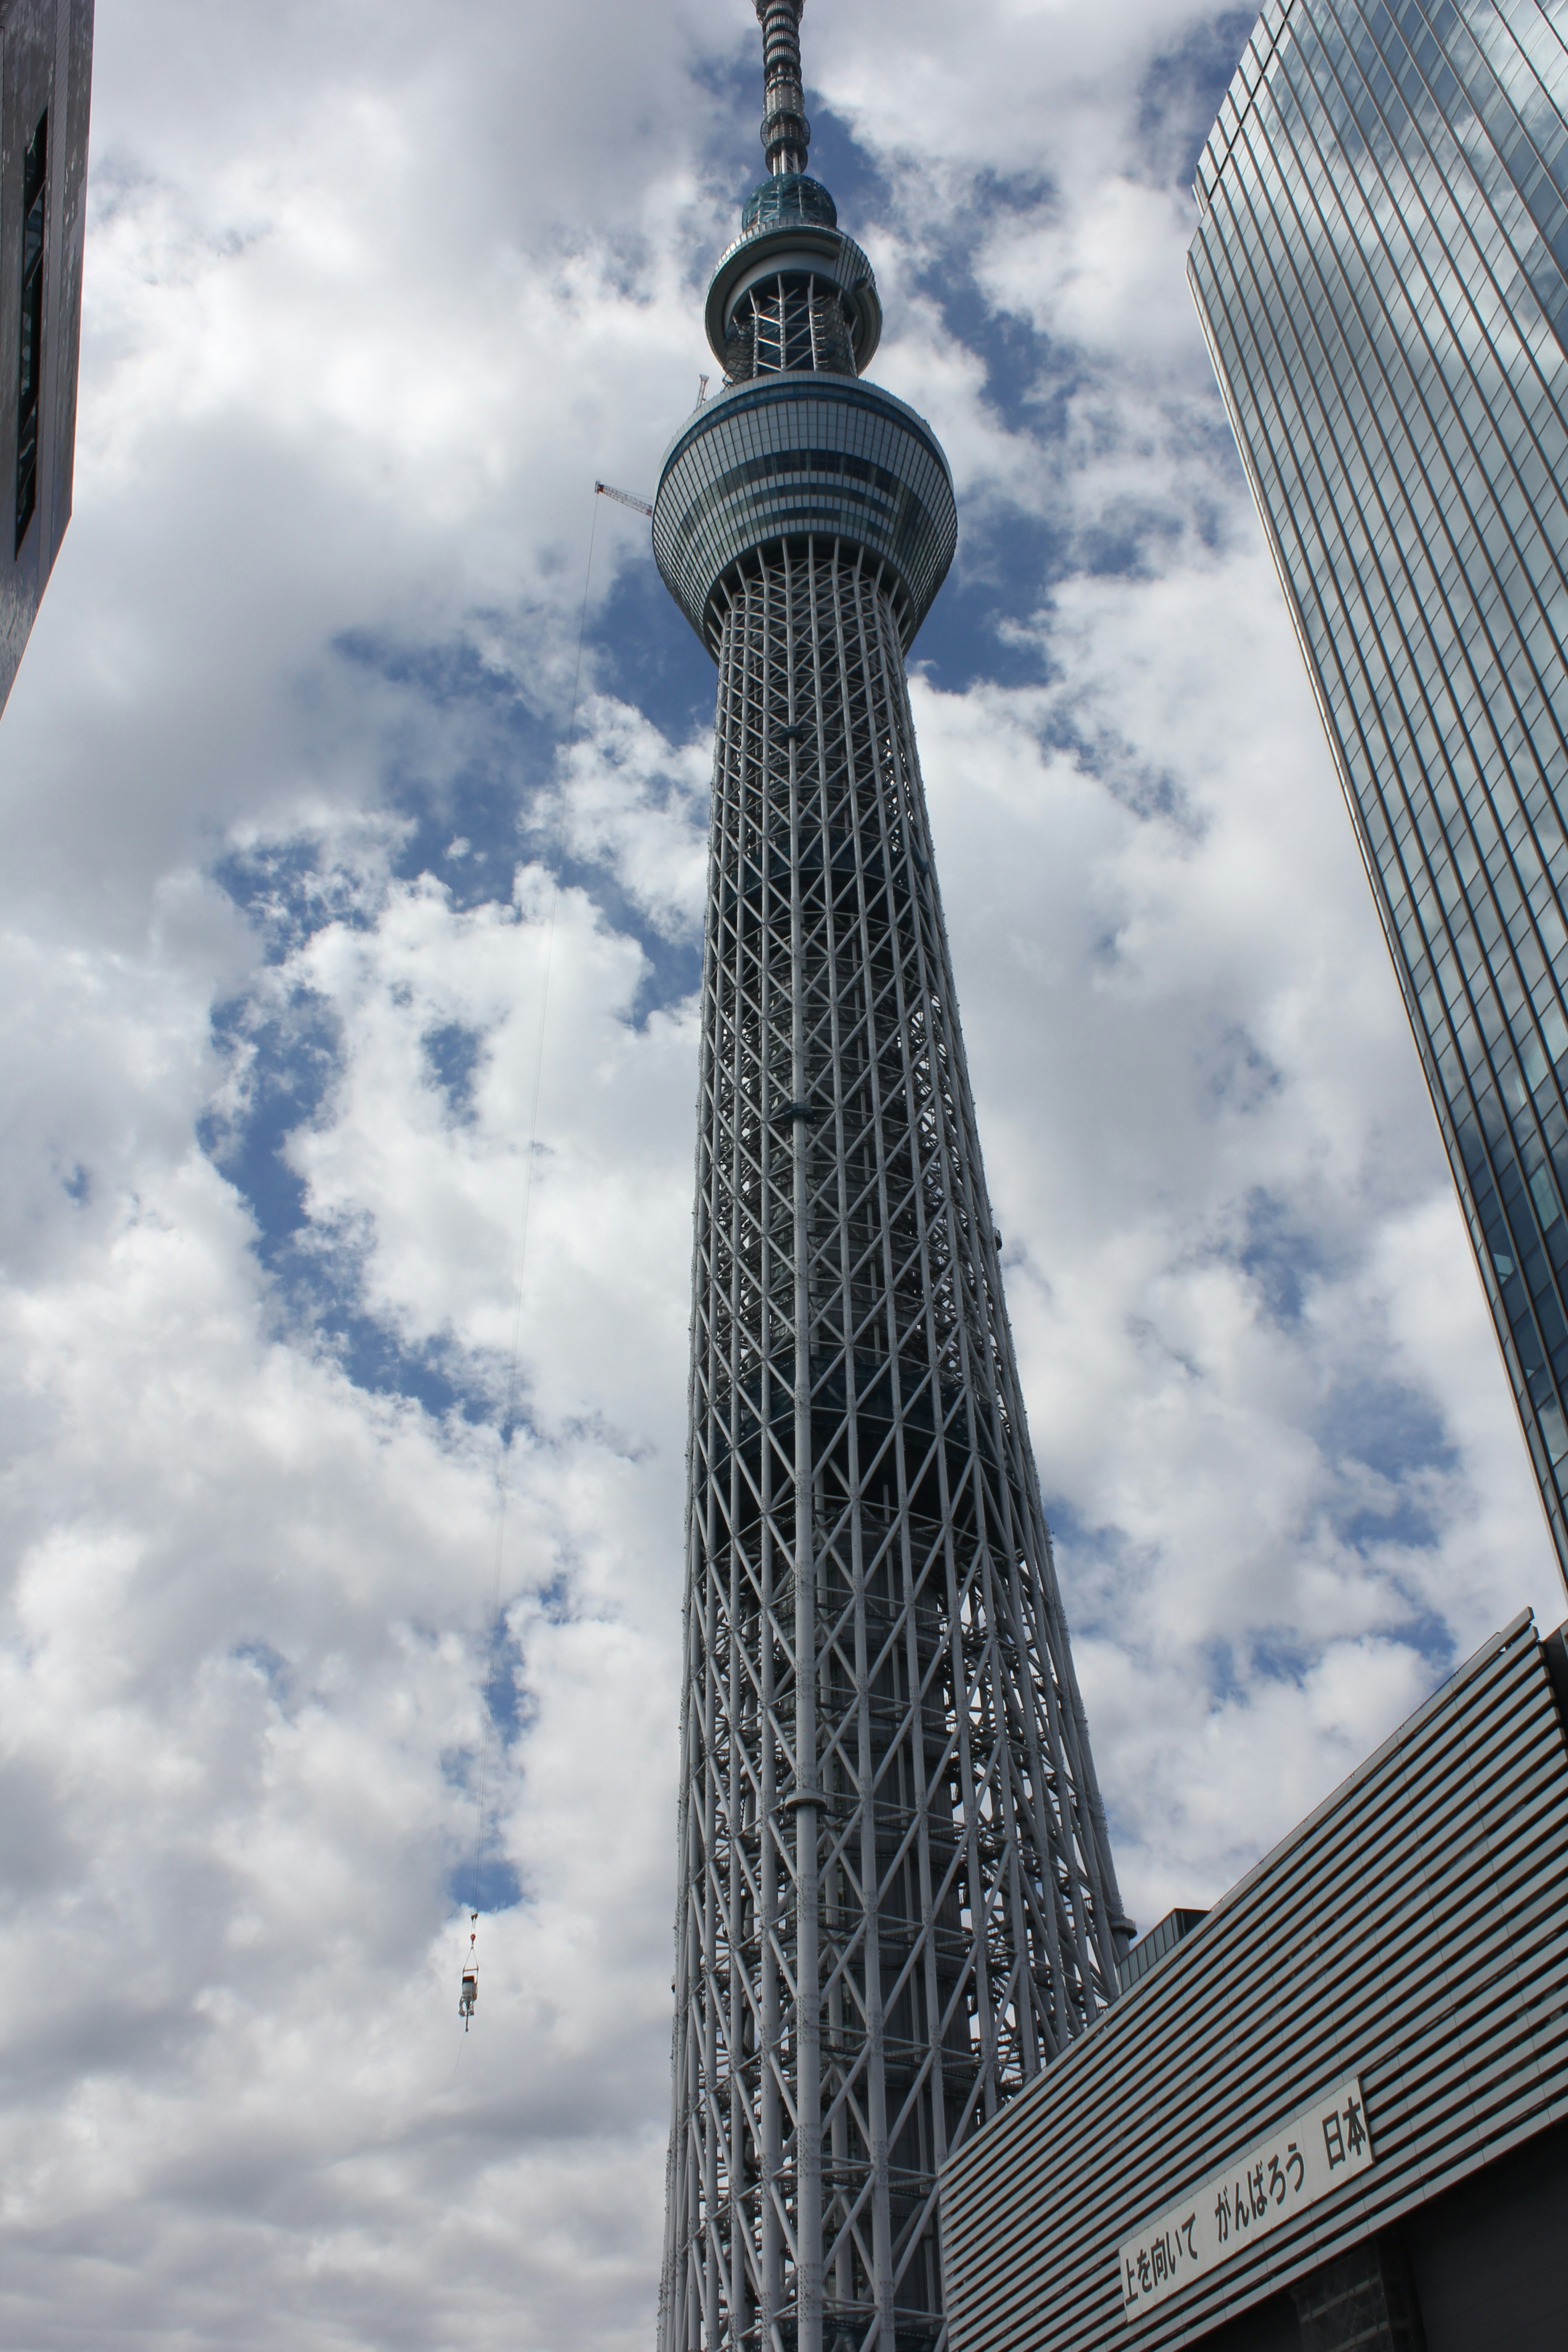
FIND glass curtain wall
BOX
[1190,0,1568,1583]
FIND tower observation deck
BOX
[653,11,1134,2349]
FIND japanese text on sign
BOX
[1117,2074,1374,2321]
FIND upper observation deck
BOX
[651,371,957,658]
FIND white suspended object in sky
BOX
[459,1913,478,2031]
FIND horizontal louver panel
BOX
[938,1615,1568,2351]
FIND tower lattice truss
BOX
[651,11,1131,2351]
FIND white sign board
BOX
[1118,2074,1374,2321]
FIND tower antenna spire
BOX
[756,0,809,175]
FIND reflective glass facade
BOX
[1190,0,1568,1583]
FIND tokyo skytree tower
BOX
[652,9,1133,2348]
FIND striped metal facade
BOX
[938,1612,1568,2351]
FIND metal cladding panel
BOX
[0,0,92,719]
[938,1615,1568,2352]
[651,374,957,658]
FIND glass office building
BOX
[1189,0,1568,1584]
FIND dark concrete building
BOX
[0,0,91,718]
[938,1612,1568,2350]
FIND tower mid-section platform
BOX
[652,372,957,658]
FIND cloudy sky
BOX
[2,0,1563,2344]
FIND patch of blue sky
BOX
[203,592,709,1417]
[1046,691,1194,829]
[1195,1633,1253,1709]
[442,1619,534,1917]
[201,982,337,1241]
[921,511,1074,697]
[450,1857,525,1915]
[1247,1593,1451,1686]
[268,1246,484,1424]
[1234,1186,1323,1326]
[231,1638,294,1707]
[1078,498,1194,586]
[1164,390,1254,552]
[1243,1626,1327,1688]
[1135,10,1257,194]
[1216,1195,1455,1503]
[422,1021,486,1126]
[534,1572,573,1625]
[200,985,514,1425]
[332,613,707,1025]
[1039,1493,1160,1637]
[200,922,637,1421]
[1313,1375,1456,1498]
[900,221,1096,690]
[212,833,383,964]
[541,831,704,1031]
[482,1612,534,1749]
[1336,1501,1448,1570]
[907,170,1070,432]
[331,625,566,913]
[1193,1620,1442,1711]
[1205,1025,1285,1115]
[587,546,714,759]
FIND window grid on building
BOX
[1191,0,1568,1578]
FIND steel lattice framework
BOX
[652,11,1133,2351]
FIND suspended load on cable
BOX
[459,1911,478,2031]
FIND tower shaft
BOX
[655,15,1131,2348]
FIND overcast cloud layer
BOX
[2,1,1563,2345]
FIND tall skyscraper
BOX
[0,0,92,719]
[652,7,1133,2348]
[1189,0,1568,1586]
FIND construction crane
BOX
[595,480,652,517]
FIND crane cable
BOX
[461,488,601,2006]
